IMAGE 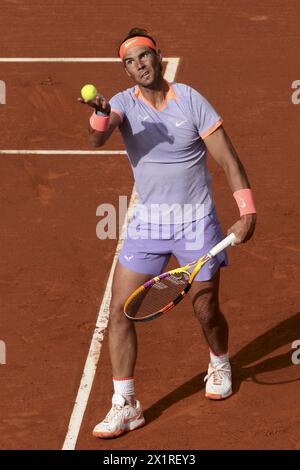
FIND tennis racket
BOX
[124,232,236,322]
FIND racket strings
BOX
[125,272,190,318]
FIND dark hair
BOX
[118,27,157,55]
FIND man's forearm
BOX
[88,112,121,147]
[222,156,251,193]
[89,127,107,147]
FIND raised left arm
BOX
[204,125,256,244]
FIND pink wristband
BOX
[233,188,256,216]
[90,112,110,132]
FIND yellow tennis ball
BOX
[81,84,98,102]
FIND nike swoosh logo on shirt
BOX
[175,120,187,127]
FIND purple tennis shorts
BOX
[119,207,229,281]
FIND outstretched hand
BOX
[78,94,111,114]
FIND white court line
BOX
[48,57,178,450]
[0,57,178,62]
[62,187,139,450]
[0,150,126,155]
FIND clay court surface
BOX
[0,0,299,450]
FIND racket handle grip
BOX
[208,233,237,257]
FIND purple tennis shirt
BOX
[109,82,222,223]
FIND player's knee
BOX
[109,301,131,329]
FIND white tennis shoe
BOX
[204,361,232,400]
[92,393,145,438]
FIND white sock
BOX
[113,377,135,403]
[210,350,229,367]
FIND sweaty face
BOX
[123,46,162,86]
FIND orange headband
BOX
[119,36,157,60]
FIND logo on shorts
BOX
[124,255,134,261]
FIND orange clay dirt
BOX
[0,0,299,450]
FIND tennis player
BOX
[79,28,256,438]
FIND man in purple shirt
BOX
[79,28,256,439]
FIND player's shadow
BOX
[124,119,175,166]
[144,311,300,424]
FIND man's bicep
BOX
[203,125,239,168]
